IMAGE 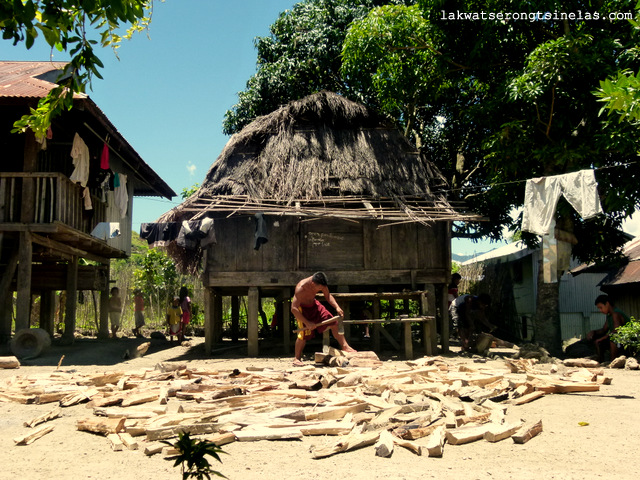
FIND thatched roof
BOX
[160,91,480,225]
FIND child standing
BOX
[166,296,183,342]
[108,287,122,339]
[133,289,145,337]
[179,286,192,341]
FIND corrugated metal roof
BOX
[0,61,175,199]
[460,241,533,266]
[0,61,85,99]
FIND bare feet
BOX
[292,358,305,367]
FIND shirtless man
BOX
[291,272,356,366]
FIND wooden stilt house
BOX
[157,91,481,357]
[0,61,175,344]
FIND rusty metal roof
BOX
[0,61,175,199]
[571,237,640,286]
[0,61,85,99]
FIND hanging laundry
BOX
[81,187,93,210]
[100,142,110,169]
[140,222,180,248]
[69,133,90,187]
[176,217,217,250]
[199,217,217,248]
[254,212,268,250]
[114,173,128,218]
[522,169,603,236]
[91,222,121,240]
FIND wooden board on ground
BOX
[512,420,543,444]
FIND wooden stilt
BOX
[247,287,259,356]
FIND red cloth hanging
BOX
[100,142,110,169]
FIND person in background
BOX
[454,293,496,352]
[108,287,122,339]
[448,273,462,307]
[179,286,192,341]
[132,289,145,337]
[587,295,630,363]
[166,296,183,342]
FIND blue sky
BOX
[3,0,637,257]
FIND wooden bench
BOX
[317,291,436,359]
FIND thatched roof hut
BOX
[155,91,482,356]
[160,91,477,226]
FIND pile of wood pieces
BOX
[0,349,613,459]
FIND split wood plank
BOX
[206,431,237,446]
[510,391,545,406]
[14,424,55,445]
[484,421,524,443]
[393,438,422,456]
[425,425,446,457]
[512,420,543,444]
[374,430,395,457]
[107,433,124,451]
[145,423,219,442]
[312,431,380,459]
[77,417,126,435]
[0,356,20,369]
[120,390,160,407]
[445,424,493,445]
[24,405,61,427]
[144,442,165,456]
[118,432,139,450]
[234,426,303,442]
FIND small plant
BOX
[163,432,227,480]
[610,316,640,355]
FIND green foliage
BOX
[163,432,226,480]
[181,183,200,200]
[222,0,411,135]
[610,316,640,355]
[133,248,178,307]
[1,0,153,137]
[596,69,640,124]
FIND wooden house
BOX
[459,242,609,342]
[0,61,175,343]
[157,91,480,356]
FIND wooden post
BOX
[21,129,38,224]
[420,291,433,356]
[425,284,438,354]
[39,290,56,335]
[282,288,291,354]
[438,283,449,353]
[372,299,381,353]
[204,288,213,355]
[15,231,33,332]
[403,321,413,359]
[0,249,19,343]
[247,287,259,357]
[62,256,78,344]
[231,295,239,343]
[213,293,223,343]
[98,275,110,340]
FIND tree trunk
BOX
[533,257,562,356]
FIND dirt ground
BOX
[1,335,639,480]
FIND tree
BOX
[222,0,413,135]
[226,0,640,353]
[1,0,153,137]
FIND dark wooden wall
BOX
[205,215,450,289]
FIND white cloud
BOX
[186,161,196,176]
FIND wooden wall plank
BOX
[391,224,418,269]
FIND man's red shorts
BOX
[299,299,335,340]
